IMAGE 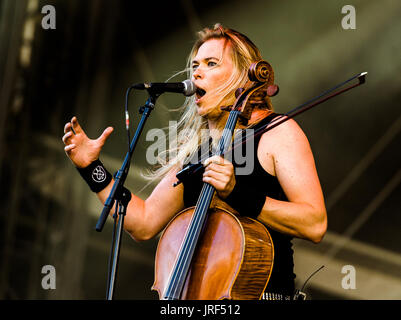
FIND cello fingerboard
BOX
[163,110,241,300]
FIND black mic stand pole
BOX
[95,93,158,300]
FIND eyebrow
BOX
[191,56,219,65]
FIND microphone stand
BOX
[95,93,158,300]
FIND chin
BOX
[196,105,207,117]
[196,102,224,120]
[196,103,211,116]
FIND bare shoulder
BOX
[256,116,325,209]
[257,117,313,175]
[259,117,310,153]
[264,114,307,139]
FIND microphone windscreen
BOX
[182,79,197,96]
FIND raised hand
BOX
[62,116,114,168]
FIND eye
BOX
[207,61,217,67]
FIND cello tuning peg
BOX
[220,105,233,111]
[266,84,279,97]
[235,88,245,98]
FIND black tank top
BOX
[182,112,295,296]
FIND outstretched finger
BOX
[64,121,73,134]
[70,116,82,134]
[62,131,73,144]
[64,143,76,153]
[96,126,114,147]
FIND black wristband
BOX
[224,183,266,218]
[76,159,113,193]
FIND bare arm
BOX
[257,119,327,243]
[96,168,185,241]
[62,116,185,242]
[194,118,326,243]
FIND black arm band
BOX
[224,184,266,219]
[76,159,113,193]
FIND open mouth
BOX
[195,87,206,100]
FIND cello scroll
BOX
[227,60,279,125]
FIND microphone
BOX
[132,79,196,96]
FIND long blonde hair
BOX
[144,23,273,180]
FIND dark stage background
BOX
[0,0,400,300]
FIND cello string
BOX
[167,112,237,298]
[166,111,239,299]
[164,183,213,298]
[167,184,213,297]
[166,154,218,296]
[166,168,216,297]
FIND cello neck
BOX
[163,110,241,300]
[216,110,241,156]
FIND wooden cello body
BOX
[153,60,278,300]
[152,203,274,300]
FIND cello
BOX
[152,61,278,300]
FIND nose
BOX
[192,66,203,80]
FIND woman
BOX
[62,24,327,299]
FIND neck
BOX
[206,108,272,143]
[207,111,229,141]
[208,108,272,129]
